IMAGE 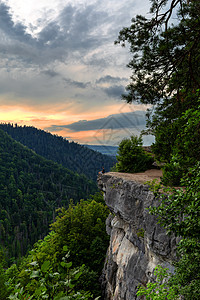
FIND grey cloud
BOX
[0,0,151,105]
[47,111,147,132]
[0,0,151,69]
[0,3,33,43]
[83,54,109,69]
[42,70,60,77]
[38,22,63,46]
[57,4,110,54]
[41,69,89,88]
[103,85,125,98]
[0,2,111,67]
[59,4,108,41]
[63,78,89,89]
[96,75,128,84]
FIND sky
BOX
[0,0,154,146]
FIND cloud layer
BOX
[48,111,147,132]
[0,0,153,145]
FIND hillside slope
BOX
[0,123,116,181]
[0,129,97,263]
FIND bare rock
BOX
[98,174,177,300]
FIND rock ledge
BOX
[98,173,177,300]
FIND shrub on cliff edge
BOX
[115,135,154,173]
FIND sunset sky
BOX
[0,0,154,146]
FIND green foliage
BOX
[5,194,108,298]
[0,123,116,181]
[116,0,200,109]
[148,163,200,299]
[7,246,93,300]
[0,263,9,299]
[51,198,109,274]
[74,267,100,299]
[136,228,145,238]
[116,0,200,180]
[137,266,178,300]
[115,135,154,173]
[145,179,162,197]
[50,196,109,296]
[161,102,200,185]
[0,129,97,264]
[87,191,105,205]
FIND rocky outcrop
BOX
[98,173,177,300]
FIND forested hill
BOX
[0,123,116,181]
[0,129,97,264]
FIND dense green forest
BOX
[0,193,109,299]
[0,129,97,265]
[0,123,116,181]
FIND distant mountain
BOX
[84,144,118,157]
[0,129,97,264]
[0,124,116,181]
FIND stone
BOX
[98,174,177,300]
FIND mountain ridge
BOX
[0,123,116,181]
[0,128,97,263]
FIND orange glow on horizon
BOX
[0,102,148,144]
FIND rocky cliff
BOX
[98,173,177,300]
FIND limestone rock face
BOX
[98,174,177,300]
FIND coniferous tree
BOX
[0,129,97,264]
[116,0,200,164]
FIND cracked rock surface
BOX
[98,173,177,300]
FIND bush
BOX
[115,135,154,173]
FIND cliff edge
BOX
[98,171,177,300]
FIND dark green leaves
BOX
[115,135,154,173]
[149,163,200,299]
[41,261,51,273]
